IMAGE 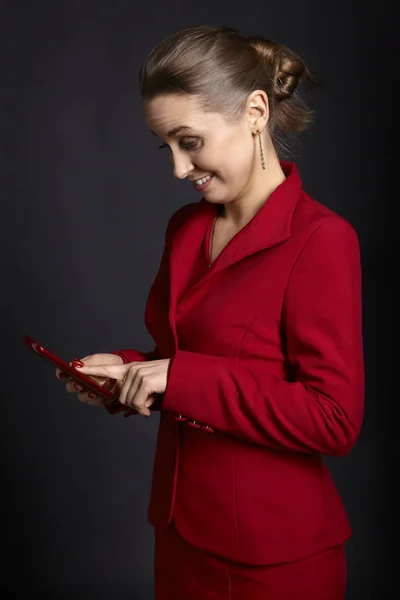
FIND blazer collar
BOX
[171,160,302,274]
[168,161,302,335]
[199,160,302,268]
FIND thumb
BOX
[75,363,127,381]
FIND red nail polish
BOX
[72,357,84,365]
[72,361,84,368]
[59,372,68,380]
[88,392,96,399]
[73,382,82,391]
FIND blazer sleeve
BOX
[161,218,365,456]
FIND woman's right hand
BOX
[55,353,124,406]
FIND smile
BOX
[193,174,214,191]
[194,174,212,185]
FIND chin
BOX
[203,187,229,204]
[205,198,228,209]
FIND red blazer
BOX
[107,160,364,565]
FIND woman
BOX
[57,25,364,600]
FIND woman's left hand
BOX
[76,359,171,416]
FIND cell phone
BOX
[22,335,117,400]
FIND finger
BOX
[76,391,88,403]
[144,395,156,408]
[122,376,146,414]
[76,390,93,404]
[118,367,139,406]
[66,380,84,394]
[75,383,104,405]
[129,380,151,417]
[141,394,156,414]
[77,391,105,406]
[76,363,127,381]
[56,356,99,384]
[65,378,111,395]
[56,368,70,381]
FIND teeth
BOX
[195,175,212,185]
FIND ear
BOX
[246,89,269,132]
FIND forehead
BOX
[143,94,222,136]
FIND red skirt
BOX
[154,521,347,600]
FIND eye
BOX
[180,139,201,150]
[158,139,202,151]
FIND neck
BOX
[219,152,286,229]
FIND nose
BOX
[171,151,194,180]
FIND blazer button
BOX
[174,414,187,421]
[202,425,215,433]
[188,420,201,428]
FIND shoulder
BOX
[284,193,362,296]
[168,201,200,231]
[164,201,202,245]
[293,190,360,249]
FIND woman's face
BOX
[143,93,266,205]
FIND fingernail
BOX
[88,392,96,399]
[74,382,82,391]
[71,358,84,368]
[59,372,68,380]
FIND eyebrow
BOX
[150,126,198,137]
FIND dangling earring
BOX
[257,130,266,170]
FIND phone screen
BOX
[22,335,117,400]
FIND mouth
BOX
[192,174,214,191]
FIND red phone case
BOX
[22,335,118,400]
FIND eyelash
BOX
[158,140,200,151]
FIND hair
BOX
[138,25,323,157]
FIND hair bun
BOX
[246,37,304,101]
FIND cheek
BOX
[198,133,251,183]
[221,144,252,182]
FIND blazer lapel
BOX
[168,160,302,342]
[168,201,213,345]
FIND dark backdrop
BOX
[1,1,394,598]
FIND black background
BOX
[1,1,394,598]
